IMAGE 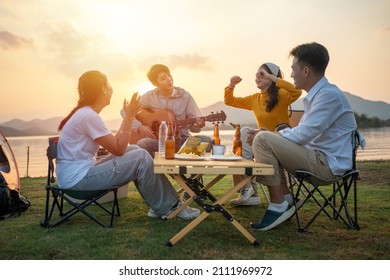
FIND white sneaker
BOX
[177,206,201,219]
[232,196,261,206]
[147,208,160,218]
[160,204,201,220]
[231,187,261,206]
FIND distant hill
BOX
[200,102,255,128]
[1,92,389,136]
[346,92,390,120]
[291,92,390,120]
[0,117,63,137]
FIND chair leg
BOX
[293,174,360,232]
[293,176,336,232]
[40,188,51,227]
[292,179,307,232]
[353,178,360,230]
[109,189,120,227]
[77,189,120,227]
[41,187,65,227]
[41,187,120,228]
[333,176,360,230]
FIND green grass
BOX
[0,160,389,260]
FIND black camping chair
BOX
[40,137,120,228]
[292,130,364,232]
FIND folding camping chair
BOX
[292,130,364,232]
[40,137,120,228]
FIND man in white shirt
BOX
[250,42,357,231]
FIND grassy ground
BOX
[0,160,389,260]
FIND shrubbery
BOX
[355,113,390,128]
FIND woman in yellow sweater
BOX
[225,62,302,206]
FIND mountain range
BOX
[1,92,389,137]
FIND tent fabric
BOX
[0,131,20,191]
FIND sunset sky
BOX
[1,0,389,123]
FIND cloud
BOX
[44,22,213,82]
[376,26,390,35]
[0,30,34,50]
[45,23,137,80]
[381,27,390,33]
[46,23,103,61]
[139,53,212,72]
[168,53,212,70]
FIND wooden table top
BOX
[153,153,274,176]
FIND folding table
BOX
[153,153,274,246]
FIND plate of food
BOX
[177,136,209,156]
[175,153,207,160]
[210,155,242,161]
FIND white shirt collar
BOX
[305,77,328,102]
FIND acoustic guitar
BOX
[129,108,227,144]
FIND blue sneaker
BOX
[250,204,295,231]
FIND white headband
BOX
[265,62,280,76]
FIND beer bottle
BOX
[165,122,175,159]
[232,124,242,156]
[174,124,181,153]
[212,123,221,145]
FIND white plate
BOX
[175,154,207,160]
[210,155,242,161]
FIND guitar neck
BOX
[173,117,200,127]
[173,113,225,127]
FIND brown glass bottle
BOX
[232,124,242,156]
[174,124,181,153]
[165,122,175,159]
[212,123,221,145]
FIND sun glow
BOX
[89,2,147,52]
[137,82,156,95]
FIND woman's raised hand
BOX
[229,76,242,87]
[258,69,277,82]
[123,92,141,119]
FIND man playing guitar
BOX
[129,64,212,158]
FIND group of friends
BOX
[55,42,357,231]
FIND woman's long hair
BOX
[262,64,283,112]
[58,70,108,131]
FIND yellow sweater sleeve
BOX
[224,87,255,111]
[276,78,302,106]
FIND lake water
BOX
[5,127,390,178]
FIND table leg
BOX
[167,174,225,219]
[210,176,259,245]
[167,176,259,246]
[167,211,209,247]
[175,174,204,195]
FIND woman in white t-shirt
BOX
[56,70,200,219]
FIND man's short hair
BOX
[289,42,329,75]
[147,64,170,84]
